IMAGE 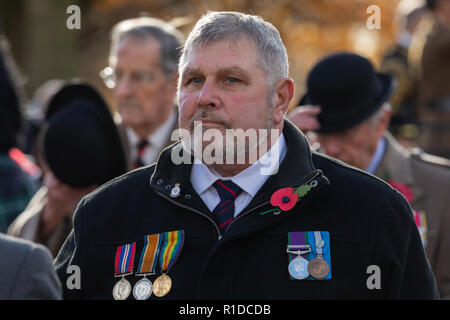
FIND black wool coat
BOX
[55,121,439,299]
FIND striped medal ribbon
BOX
[152,230,185,298]
[133,234,162,300]
[112,242,136,300]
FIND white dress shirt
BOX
[190,133,288,217]
[127,110,177,166]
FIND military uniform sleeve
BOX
[10,244,62,300]
[370,188,439,299]
[54,197,87,300]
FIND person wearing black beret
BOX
[8,81,127,257]
[0,33,38,233]
[56,12,438,300]
[288,52,450,298]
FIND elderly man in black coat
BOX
[55,11,439,300]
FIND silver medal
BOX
[133,278,153,300]
[112,277,132,300]
[288,256,310,280]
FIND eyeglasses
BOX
[99,66,158,89]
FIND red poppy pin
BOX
[260,184,314,215]
[382,170,414,204]
[271,187,299,211]
[388,179,414,203]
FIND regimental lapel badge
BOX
[112,242,136,300]
[287,231,332,280]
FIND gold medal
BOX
[307,257,329,279]
[153,274,172,297]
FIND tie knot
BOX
[213,180,243,201]
[137,140,149,152]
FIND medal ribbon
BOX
[313,231,324,256]
[288,232,311,259]
[136,234,162,275]
[114,242,136,276]
[159,230,185,273]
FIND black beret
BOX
[42,81,127,187]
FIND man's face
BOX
[178,38,275,161]
[316,120,381,170]
[113,37,176,136]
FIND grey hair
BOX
[369,102,392,125]
[179,11,289,89]
[109,17,184,78]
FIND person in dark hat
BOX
[8,81,127,257]
[56,12,437,300]
[0,32,38,233]
[288,51,450,298]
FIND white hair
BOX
[179,11,289,89]
[109,17,184,78]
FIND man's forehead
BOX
[180,38,260,74]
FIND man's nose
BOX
[114,77,133,99]
[197,80,220,108]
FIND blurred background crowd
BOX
[0,0,449,299]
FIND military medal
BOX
[308,231,330,279]
[153,230,185,298]
[113,277,132,300]
[113,242,136,300]
[287,232,312,280]
[153,273,173,297]
[288,254,310,280]
[133,234,162,300]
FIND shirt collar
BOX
[126,108,177,148]
[366,137,386,174]
[149,109,177,149]
[190,133,288,197]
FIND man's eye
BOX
[187,77,202,85]
[225,77,240,83]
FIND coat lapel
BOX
[150,120,330,239]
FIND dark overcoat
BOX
[55,121,439,299]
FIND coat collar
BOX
[150,120,327,217]
[375,132,424,203]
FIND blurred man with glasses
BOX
[101,17,184,168]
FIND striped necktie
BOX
[212,180,243,235]
[134,140,149,168]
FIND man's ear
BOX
[272,78,295,126]
[376,105,392,138]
